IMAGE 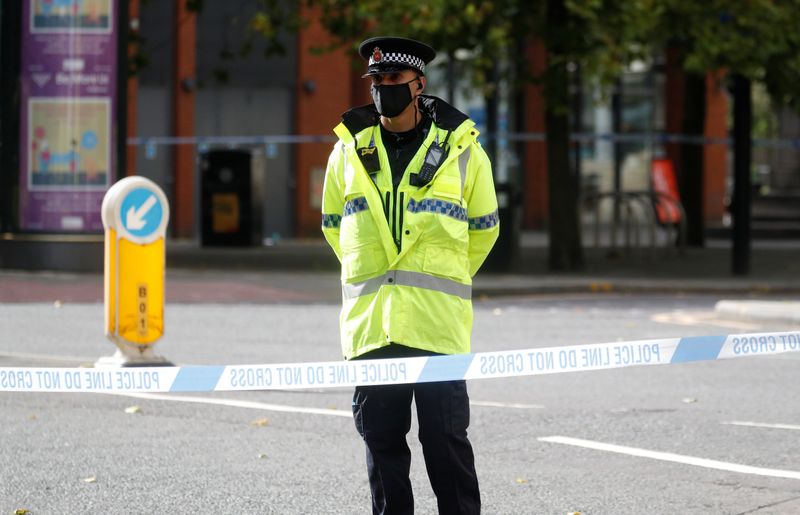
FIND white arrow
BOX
[126,194,157,231]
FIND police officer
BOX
[321,36,499,515]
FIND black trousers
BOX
[352,346,481,515]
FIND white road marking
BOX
[538,435,800,480]
[0,351,92,364]
[105,392,352,418]
[470,400,544,409]
[101,392,542,418]
[650,311,762,330]
[723,421,800,432]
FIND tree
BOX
[651,0,800,272]
[532,0,656,269]
[308,0,656,270]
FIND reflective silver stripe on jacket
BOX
[342,270,471,300]
[458,147,470,199]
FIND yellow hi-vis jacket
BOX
[321,95,499,360]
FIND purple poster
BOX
[19,0,118,232]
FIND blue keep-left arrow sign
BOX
[119,187,164,239]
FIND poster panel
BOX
[19,0,117,232]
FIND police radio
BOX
[410,131,451,187]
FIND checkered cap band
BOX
[370,52,426,73]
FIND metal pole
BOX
[572,64,582,189]
[117,0,129,179]
[611,78,623,251]
[0,0,22,232]
[732,74,752,275]
[446,51,456,105]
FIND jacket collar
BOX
[338,95,470,139]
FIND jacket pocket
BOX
[342,244,385,283]
[422,245,468,282]
[340,192,378,249]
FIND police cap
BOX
[358,36,436,77]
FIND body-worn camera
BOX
[358,146,381,173]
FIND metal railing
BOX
[581,190,686,257]
[126,132,800,149]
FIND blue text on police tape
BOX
[731,333,800,355]
[226,361,409,389]
[479,343,661,376]
[0,369,161,391]
[3,331,800,393]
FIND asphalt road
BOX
[2,293,800,514]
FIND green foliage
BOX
[184,0,205,13]
[550,0,656,84]
[132,0,800,110]
[654,0,800,110]
[311,0,522,94]
[245,1,306,57]
[131,1,303,84]
[308,0,800,111]
[310,0,656,104]
[751,82,778,139]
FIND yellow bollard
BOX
[97,176,171,367]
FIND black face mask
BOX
[371,78,419,118]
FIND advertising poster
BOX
[19,0,117,232]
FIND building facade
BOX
[5,0,797,270]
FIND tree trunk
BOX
[544,0,583,270]
[545,76,583,269]
[731,74,752,275]
[485,61,499,165]
[446,50,456,105]
[679,72,706,246]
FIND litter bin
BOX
[200,149,253,246]
[483,182,520,272]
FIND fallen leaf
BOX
[15,509,31,515]
[124,406,142,414]
[515,478,528,484]
[250,418,269,427]
[258,453,268,459]
[28,414,37,421]
[83,475,97,483]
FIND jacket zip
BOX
[391,181,400,250]
[398,192,405,248]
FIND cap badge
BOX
[372,47,383,63]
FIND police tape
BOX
[1,330,799,393]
